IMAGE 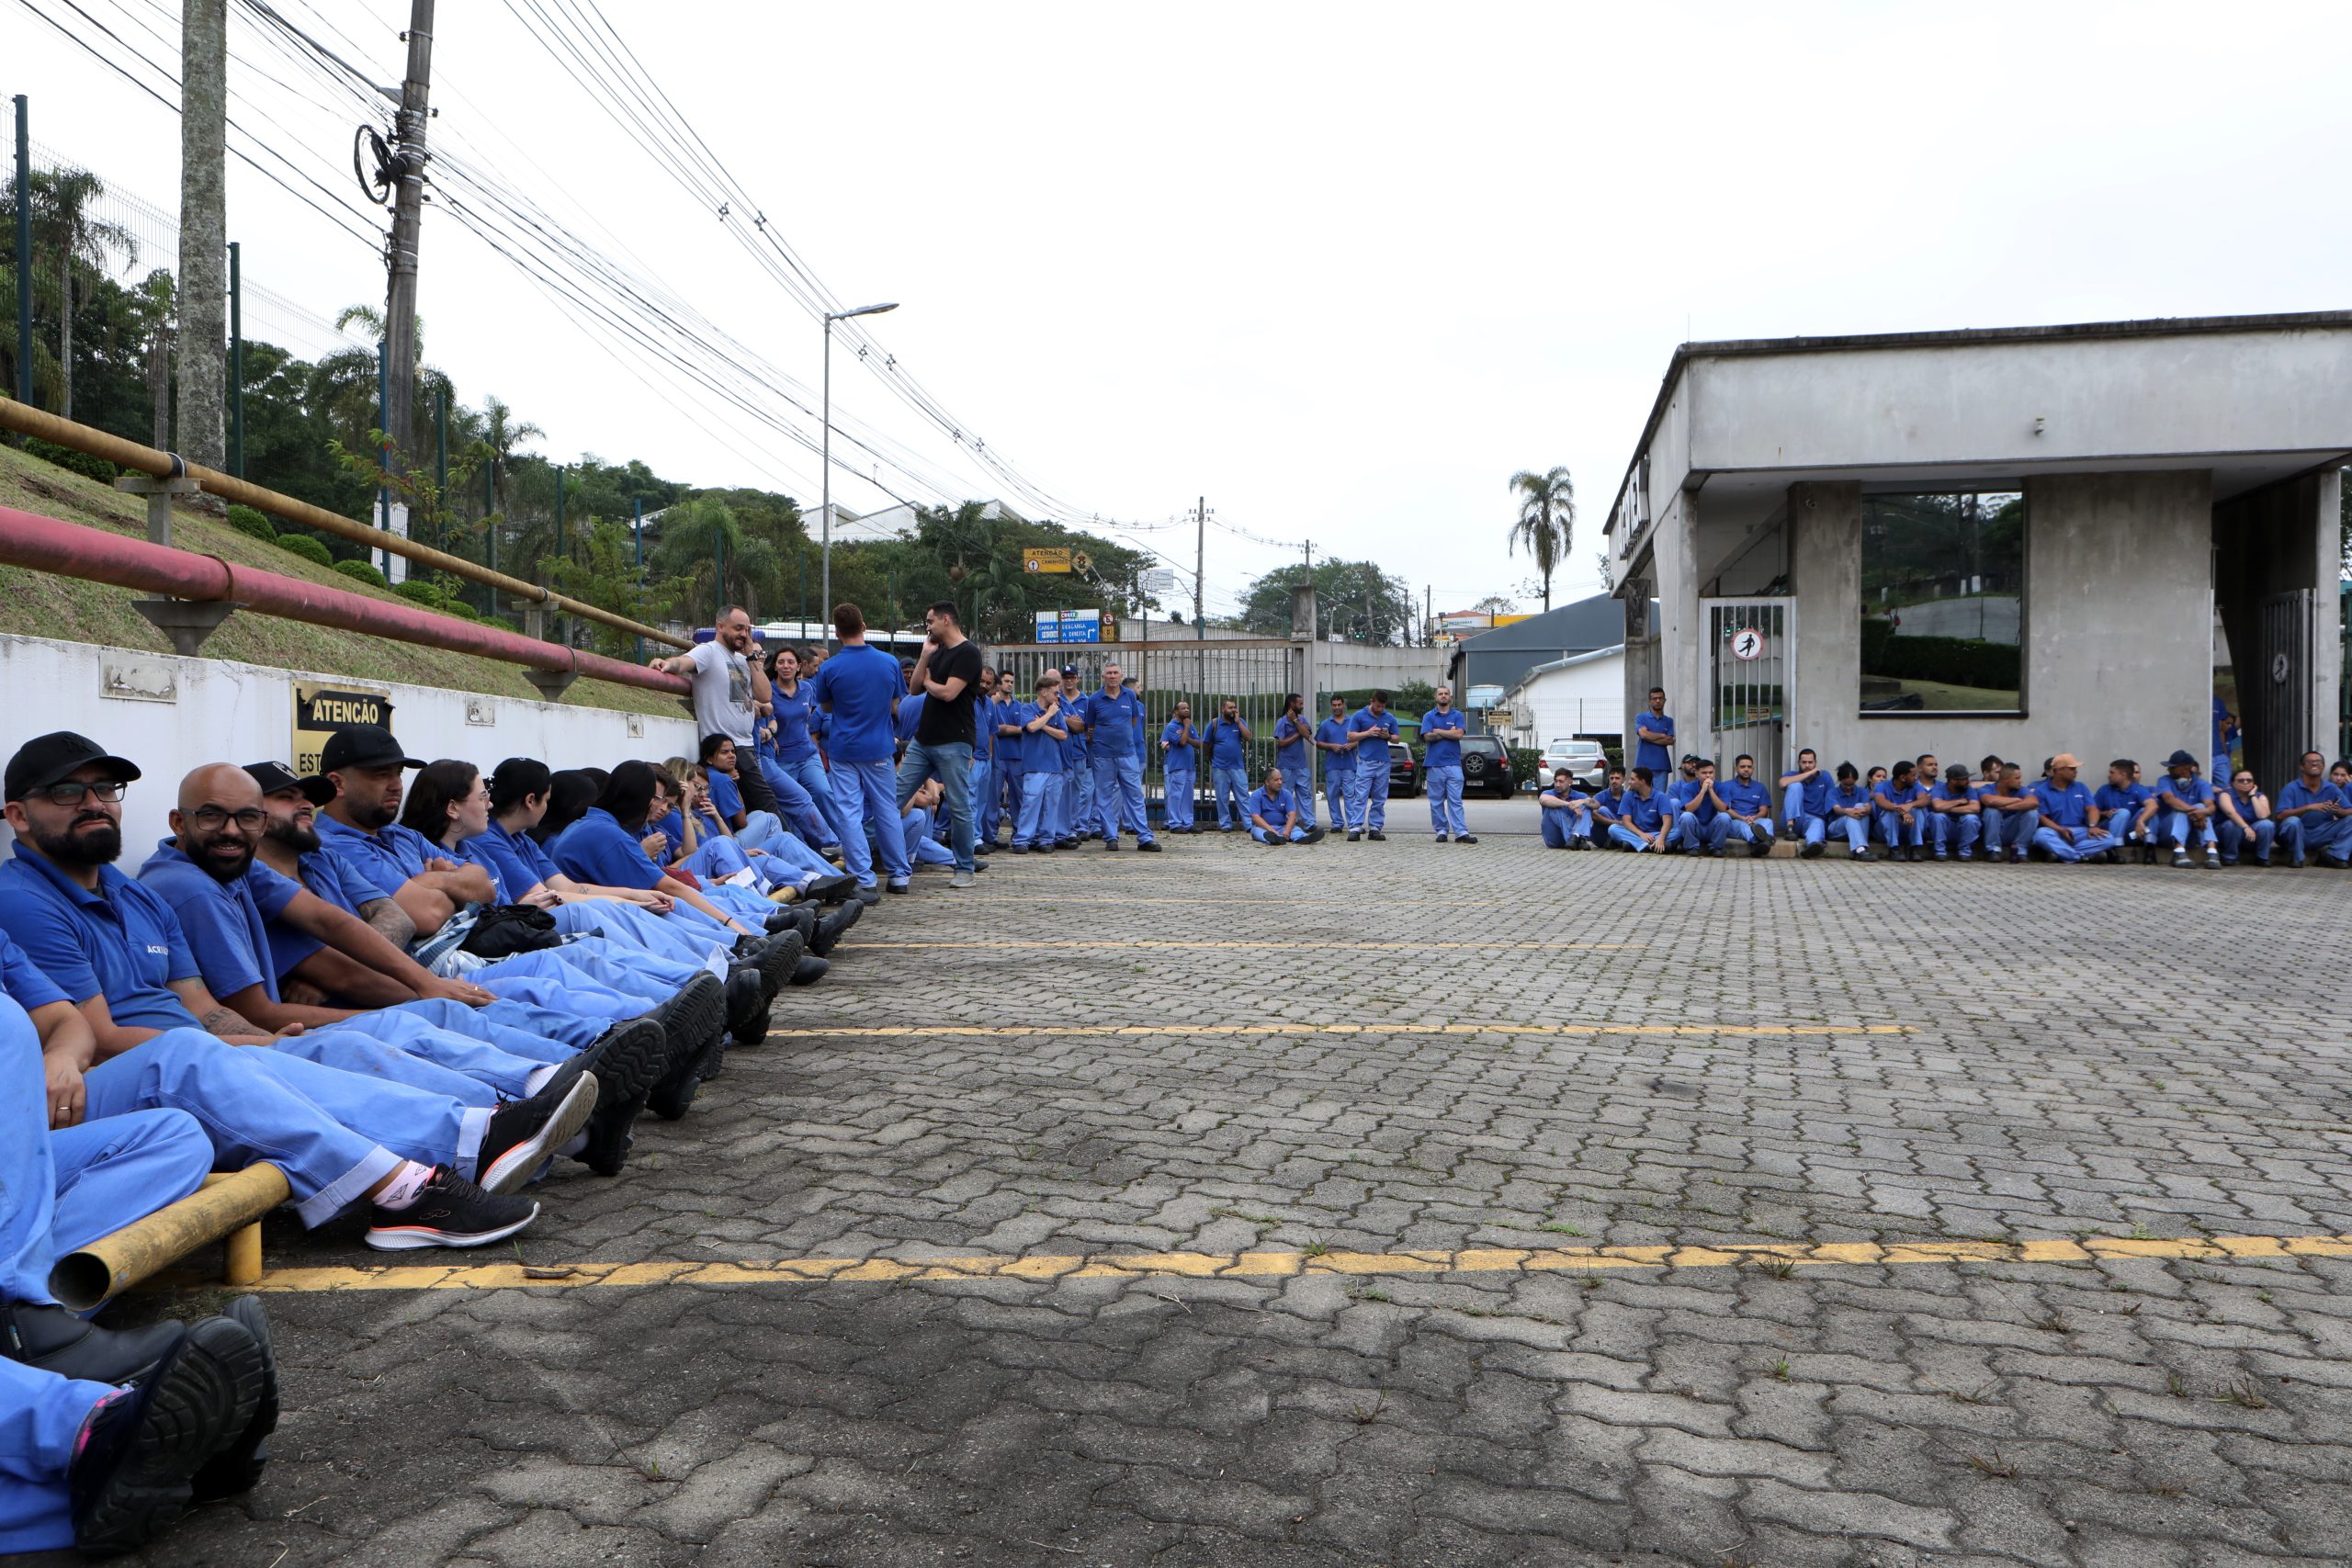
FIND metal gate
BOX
[2252,589,2313,792]
[1701,597,1793,782]
[984,638,1307,809]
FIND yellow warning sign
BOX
[1023,547,1072,574]
[291,682,393,776]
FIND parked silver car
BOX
[1537,738,1609,791]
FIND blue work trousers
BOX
[1091,751,1157,844]
[1015,771,1058,847]
[1211,766,1250,829]
[1927,812,1981,859]
[2278,814,2350,865]
[2032,825,2117,863]
[1673,811,1730,852]
[1348,760,1390,832]
[2160,807,2220,850]
[2218,818,2276,864]
[831,757,911,886]
[1426,764,1466,837]
[1873,807,1926,849]
[1163,765,1197,829]
[757,757,832,848]
[777,753,844,852]
[1325,770,1358,832]
[1540,806,1590,848]
[1283,766,1318,829]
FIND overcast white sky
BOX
[8,1,2350,622]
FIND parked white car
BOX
[1537,738,1610,791]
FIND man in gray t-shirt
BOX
[650,605,781,814]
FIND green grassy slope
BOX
[0,444,677,716]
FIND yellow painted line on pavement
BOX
[847,940,1642,951]
[763,1021,1903,1039]
[226,1233,2352,1297]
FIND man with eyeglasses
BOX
[2274,750,2352,869]
[0,733,577,1250]
[2154,749,2222,870]
[2215,768,2276,866]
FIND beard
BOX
[265,815,321,853]
[349,795,396,830]
[30,816,121,868]
[187,835,256,883]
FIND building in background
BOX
[1491,645,1628,752]
[1444,592,1657,712]
[1603,312,2351,787]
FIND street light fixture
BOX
[820,301,899,637]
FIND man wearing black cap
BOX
[0,732,573,1249]
[309,727,492,938]
[2154,749,2222,869]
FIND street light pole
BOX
[820,300,898,637]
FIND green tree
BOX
[1508,465,1576,613]
[1236,558,1413,643]
[553,518,680,658]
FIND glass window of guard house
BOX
[1859,491,2023,715]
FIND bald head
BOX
[173,763,267,883]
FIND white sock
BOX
[374,1161,435,1210]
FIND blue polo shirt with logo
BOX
[1315,717,1355,777]
[0,847,207,1030]
[134,839,309,1004]
[1418,709,1464,770]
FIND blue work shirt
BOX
[895,692,926,749]
[1205,716,1251,771]
[993,703,1027,775]
[0,925,71,1011]
[1418,708,1465,769]
[972,696,998,761]
[767,680,820,762]
[313,812,437,901]
[807,643,903,765]
[1274,713,1312,772]
[2094,783,2150,821]
[1668,778,1718,823]
[135,840,306,1004]
[2278,778,2337,818]
[1245,784,1298,828]
[1781,767,1830,818]
[2034,778,2097,829]
[1716,777,1770,817]
[1827,783,1873,816]
[1053,699,1087,770]
[464,822,560,902]
[0,846,205,1030]
[1591,784,1627,820]
[1160,719,1199,773]
[1633,712,1676,775]
[1615,790,1666,834]
[1007,701,1059,773]
[549,807,665,891]
[1872,780,1927,812]
[1346,710,1396,770]
[1075,688,1146,759]
[2156,773,2214,811]
[1928,784,1980,810]
[707,768,748,824]
[1315,717,1355,776]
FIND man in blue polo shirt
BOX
[1315,695,1359,839]
[1604,767,1669,852]
[1589,768,1628,836]
[2095,759,2158,865]
[1273,694,1318,833]
[1668,759,1730,856]
[1011,672,1068,851]
[1923,764,1983,861]
[1345,693,1398,841]
[2154,749,2222,869]
[1978,761,2040,864]
[1871,761,1929,863]
[1204,699,1252,833]
[806,603,910,897]
[988,669,1024,845]
[1244,767,1324,845]
[2030,753,2118,863]
[1537,769,1593,849]
[1419,686,1475,844]
[1633,688,1675,779]
[1159,700,1201,834]
[1716,754,1775,857]
[1057,663,1095,844]
[1822,763,1873,859]
[1779,749,1831,859]
[2275,750,2352,868]
[1075,661,1159,852]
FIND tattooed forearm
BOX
[360,897,416,947]
[200,1006,256,1037]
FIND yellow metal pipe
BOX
[49,1164,291,1311]
[0,399,687,649]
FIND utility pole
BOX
[1425,585,1432,648]
[227,241,243,476]
[1193,495,1205,642]
[177,0,227,469]
[382,0,435,473]
[13,96,30,411]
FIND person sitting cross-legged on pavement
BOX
[2154,749,2223,868]
[1871,760,1929,862]
[1779,749,1832,858]
[1246,767,1324,845]
[1978,761,2041,864]
[1538,769,1594,850]
[1926,764,1984,862]
[1589,769,1628,838]
[1669,760,1730,857]
[1715,754,1775,857]
[1605,767,1670,852]
[2272,750,2351,869]
[2095,759,2158,865]
[1822,763,1874,860]
[2031,753,2119,864]
[2216,767,2276,866]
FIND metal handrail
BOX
[0,398,687,649]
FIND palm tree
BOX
[653,496,784,621]
[0,166,136,415]
[309,304,451,462]
[1508,466,1576,613]
[480,396,543,515]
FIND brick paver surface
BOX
[101,811,2352,1567]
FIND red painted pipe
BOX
[0,503,689,698]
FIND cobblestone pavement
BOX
[85,823,2352,1568]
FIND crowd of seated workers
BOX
[1538,747,2352,867]
[0,707,894,1555]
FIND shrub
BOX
[394,579,450,610]
[333,558,390,590]
[274,534,333,567]
[23,437,119,484]
[225,504,276,542]
[1862,619,2018,691]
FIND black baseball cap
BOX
[5,731,142,802]
[243,761,305,796]
[319,725,424,774]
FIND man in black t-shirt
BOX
[896,601,985,887]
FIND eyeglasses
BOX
[27,780,127,807]
[188,806,266,831]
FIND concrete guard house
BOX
[1602,312,2349,791]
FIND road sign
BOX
[1141,567,1177,595]
[1035,610,1062,642]
[1730,626,1766,661]
[1062,608,1102,644]
[1070,549,1092,574]
[1023,547,1072,574]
